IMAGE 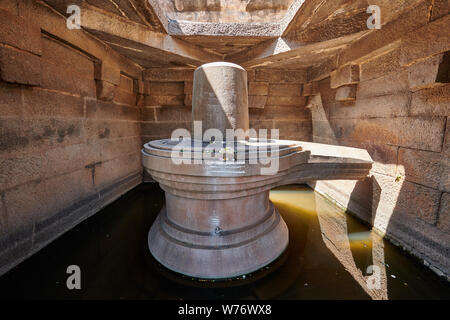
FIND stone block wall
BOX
[0,2,143,275]
[247,69,311,140]
[308,11,449,278]
[140,67,311,144]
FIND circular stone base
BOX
[148,204,289,279]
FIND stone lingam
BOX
[142,62,373,279]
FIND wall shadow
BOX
[305,88,450,299]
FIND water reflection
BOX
[0,184,448,300]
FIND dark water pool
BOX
[0,184,449,300]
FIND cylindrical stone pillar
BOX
[192,62,249,141]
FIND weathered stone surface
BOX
[430,0,449,21]
[437,193,450,233]
[312,177,375,223]
[0,118,85,157]
[140,107,156,122]
[93,136,141,164]
[3,168,94,231]
[289,6,368,43]
[268,83,302,96]
[314,173,449,278]
[145,95,185,107]
[309,138,398,177]
[155,106,191,122]
[22,87,85,119]
[250,105,310,121]
[192,62,249,139]
[307,57,337,82]
[331,117,446,152]
[143,68,194,82]
[0,0,19,14]
[1,0,448,281]
[133,79,145,94]
[373,174,441,228]
[358,142,399,177]
[408,54,448,89]
[335,85,357,101]
[142,61,373,279]
[146,82,184,95]
[311,120,338,145]
[331,94,409,119]
[19,0,141,79]
[34,36,94,98]
[0,46,40,86]
[255,69,307,83]
[95,80,116,101]
[94,61,121,85]
[86,120,140,144]
[444,117,450,155]
[141,121,191,138]
[410,84,450,117]
[1,167,141,276]
[357,70,409,99]
[135,93,144,107]
[248,81,268,96]
[359,46,401,82]
[184,94,192,106]
[249,119,273,131]
[398,147,449,191]
[266,95,306,106]
[42,37,94,78]
[274,119,311,139]
[245,69,256,81]
[302,82,319,96]
[81,2,222,66]
[0,83,22,118]
[184,81,193,95]
[400,15,450,66]
[86,99,140,121]
[330,64,359,88]
[113,87,136,106]
[0,143,98,191]
[339,0,432,65]
[118,74,133,91]
[0,9,42,55]
[93,152,141,188]
[248,95,267,109]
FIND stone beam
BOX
[130,0,168,33]
[281,0,350,35]
[43,0,168,33]
[79,4,222,67]
[227,32,366,69]
[168,20,281,37]
[281,0,379,47]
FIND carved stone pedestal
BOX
[142,62,372,279]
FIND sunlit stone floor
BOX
[0,184,448,300]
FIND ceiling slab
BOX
[41,0,424,74]
[227,32,367,69]
[79,4,221,67]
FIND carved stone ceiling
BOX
[42,0,419,70]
